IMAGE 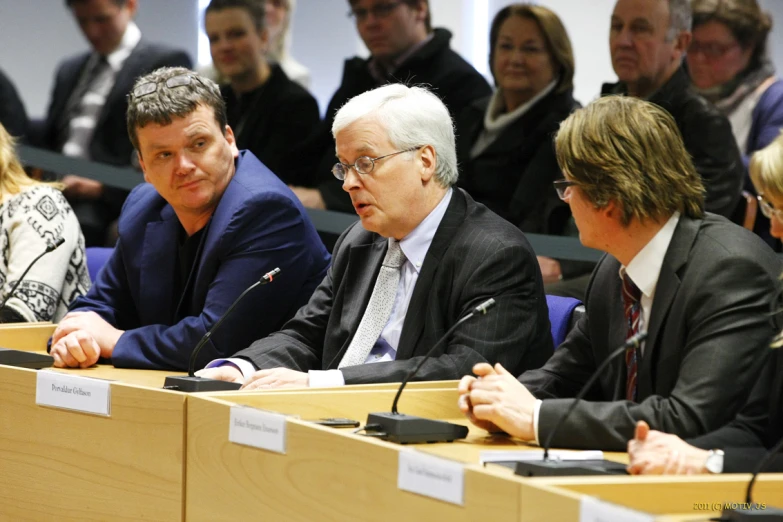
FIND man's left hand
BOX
[289,186,326,210]
[51,311,124,360]
[627,421,710,475]
[464,362,537,440]
[241,368,309,390]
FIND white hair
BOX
[332,84,458,187]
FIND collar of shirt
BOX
[484,78,558,131]
[103,21,141,72]
[395,188,453,273]
[621,211,680,300]
[368,32,435,83]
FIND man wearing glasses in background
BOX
[289,0,491,214]
[197,84,553,389]
[457,96,781,451]
[49,67,331,371]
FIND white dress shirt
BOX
[531,212,680,444]
[209,189,454,386]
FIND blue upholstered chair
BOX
[545,295,584,347]
[85,247,113,282]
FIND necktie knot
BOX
[383,240,406,268]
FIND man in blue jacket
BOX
[49,66,330,371]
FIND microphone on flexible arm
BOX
[515,330,648,477]
[162,267,281,393]
[0,238,66,369]
[361,297,496,444]
[720,436,783,521]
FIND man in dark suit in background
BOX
[458,96,781,451]
[289,0,491,214]
[198,83,552,389]
[35,0,192,246]
[0,68,28,139]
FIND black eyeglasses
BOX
[348,1,402,22]
[332,147,420,181]
[131,74,206,99]
[553,179,577,200]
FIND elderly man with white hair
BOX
[198,83,553,389]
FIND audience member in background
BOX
[688,0,783,248]
[627,133,783,475]
[197,84,552,389]
[0,68,28,139]
[265,0,310,89]
[205,0,319,186]
[458,96,780,451]
[289,0,491,213]
[0,123,89,323]
[34,0,192,247]
[603,0,743,217]
[49,67,330,371]
[455,4,590,294]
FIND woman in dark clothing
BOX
[455,4,580,284]
[205,0,319,186]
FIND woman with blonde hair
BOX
[264,0,310,89]
[0,123,89,323]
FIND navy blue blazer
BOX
[68,151,331,370]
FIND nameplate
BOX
[580,496,654,522]
[35,371,111,416]
[398,450,464,506]
[228,406,287,454]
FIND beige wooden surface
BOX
[0,323,55,351]
[0,364,187,521]
[186,392,522,522]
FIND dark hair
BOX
[126,67,228,152]
[488,3,574,93]
[205,0,266,31]
[692,0,772,71]
[66,0,126,6]
[348,0,431,32]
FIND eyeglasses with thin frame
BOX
[688,40,740,60]
[553,179,577,200]
[131,74,206,99]
[758,194,783,221]
[332,147,420,181]
[348,1,402,22]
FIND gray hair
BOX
[332,84,458,187]
[667,0,693,40]
[126,67,227,151]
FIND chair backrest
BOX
[85,247,113,282]
[545,295,583,347]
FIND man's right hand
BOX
[195,365,245,384]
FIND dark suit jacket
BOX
[456,88,578,234]
[309,28,492,212]
[520,214,781,450]
[67,151,331,371]
[0,67,27,138]
[38,40,192,219]
[221,64,319,186]
[234,189,553,384]
[602,68,744,218]
[688,347,783,473]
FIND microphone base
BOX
[365,412,469,444]
[722,506,783,521]
[163,375,242,393]
[514,459,628,477]
[0,348,53,369]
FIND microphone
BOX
[362,298,496,444]
[515,331,648,477]
[721,436,783,521]
[162,267,281,393]
[0,238,66,369]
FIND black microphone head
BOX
[47,237,66,252]
[626,331,648,349]
[473,298,496,315]
[261,267,281,284]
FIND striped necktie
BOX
[621,272,642,402]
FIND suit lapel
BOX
[139,205,180,324]
[53,55,91,141]
[637,216,700,397]
[395,189,468,360]
[94,42,147,133]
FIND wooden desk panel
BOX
[0,323,55,351]
[0,365,186,521]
